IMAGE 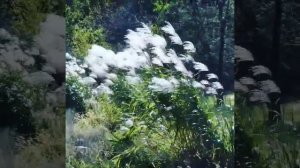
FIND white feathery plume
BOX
[107,73,118,81]
[161,21,183,45]
[89,64,108,78]
[169,34,183,45]
[211,81,223,90]
[193,62,209,71]
[125,76,142,85]
[161,21,176,34]
[86,45,116,67]
[104,79,114,86]
[179,54,195,62]
[192,81,206,89]
[125,23,152,50]
[23,71,55,86]
[124,118,134,128]
[251,65,272,76]
[72,22,225,98]
[239,77,256,86]
[125,30,148,50]
[149,77,176,93]
[183,41,196,53]
[207,73,219,80]
[167,49,189,76]
[152,57,163,66]
[235,45,254,63]
[151,47,171,64]
[149,34,167,49]
[205,87,218,95]
[136,23,152,35]
[115,48,149,70]
[93,84,113,96]
[200,80,210,86]
[234,80,249,93]
[127,69,137,76]
[258,80,281,94]
[81,77,97,86]
[169,77,180,87]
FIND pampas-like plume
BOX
[68,22,224,96]
[235,45,254,63]
[161,21,183,45]
[251,65,272,77]
[183,41,196,53]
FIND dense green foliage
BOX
[66,0,111,57]
[235,94,300,168]
[66,0,235,167]
[66,75,92,113]
[67,72,234,167]
[0,0,64,39]
[0,73,41,135]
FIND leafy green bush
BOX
[71,26,110,58]
[66,75,92,114]
[8,0,64,38]
[0,73,44,135]
[66,1,235,167]
[66,0,111,57]
[153,0,172,14]
[67,71,234,167]
[11,0,45,36]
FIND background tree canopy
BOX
[66,0,234,92]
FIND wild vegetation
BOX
[235,95,300,168]
[66,0,234,167]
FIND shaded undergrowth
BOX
[235,94,300,168]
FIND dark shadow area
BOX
[235,0,300,167]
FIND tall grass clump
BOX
[235,94,300,168]
[67,71,234,168]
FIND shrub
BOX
[66,75,92,114]
[8,0,64,38]
[66,0,111,58]
[0,73,43,136]
[71,26,110,58]
[67,72,234,167]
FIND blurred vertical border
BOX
[0,0,65,167]
[235,0,300,167]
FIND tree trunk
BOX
[218,0,227,84]
[217,0,230,103]
[269,0,282,122]
[271,0,282,81]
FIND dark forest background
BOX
[236,0,300,102]
[235,0,300,167]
